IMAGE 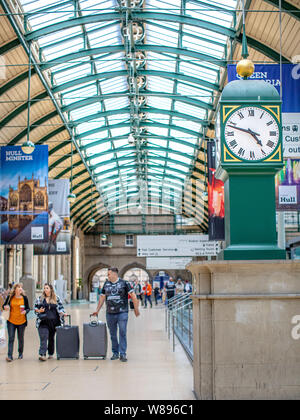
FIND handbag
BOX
[0,314,6,348]
[2,297,10,321]
[2,309,10,322]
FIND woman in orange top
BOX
[2,283,30,362]
[143,281,153,308]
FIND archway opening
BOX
[123,267,149,290]
[91,267,108,294]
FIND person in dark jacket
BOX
[34,283,66,361]
[2,283,30,362]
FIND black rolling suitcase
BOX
[83,315,107,360]
[56,315,80,360]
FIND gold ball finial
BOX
[236,58,254,78]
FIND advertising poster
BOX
[0,145,48,245]
[275,159,300,211]
[34,179,71,255]
[228,64,300,158]
[207,141,225,240]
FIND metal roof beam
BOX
[52,69,219,94]
[25,12,236,42]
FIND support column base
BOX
[218,245,286,260]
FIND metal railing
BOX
[165,292,193,362]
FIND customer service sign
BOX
[228,63,300,158]
[137,235,220,257]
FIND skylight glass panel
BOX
[148,0,181,14]
[113,138,130,148]
[104,97,129,111]
[147,77,174,93]
[90,157,115,168]
[173,120,202,134]
[76,119,106,135]
[182,35,224,59]
[147,97,172,110]
[88,24,121,48]
[147,52,176,73]
[179,61,218,83]
[184,24,227,45]
[177,83,212,104]
[100,77,128,94]
[168,153,191,165]
[85,142,111,157]
[95,53,125,73]
[174,102,207,120]
[110,126,130,137]
[146,24,179,48]
[148,140,168,150]
[52,62,91,84]
[26,5,75,31]
[80,0,115,15]
[186,7,233,29]
[147,126,169,137]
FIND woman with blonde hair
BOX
[2,283,30,362]
[34,283,66,361]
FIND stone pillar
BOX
[7,247,14,286]
[189,264,213,400]
[47,255,55,285]
[20,245,35,309]
[55,255,61,280]
[188,260,300,400]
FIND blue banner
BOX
[227,64,300,158]
[0,145,49,244]
[227,64,300,113]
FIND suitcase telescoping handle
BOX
[64,314,71,327]
[89,314,98,326]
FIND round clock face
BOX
[224,106,280,161]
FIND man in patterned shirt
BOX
[92,267,140,362]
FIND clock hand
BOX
[248,128,263,147]
[227,125,263,147]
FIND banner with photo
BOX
[34,179,71,255]
[228,64,300,159]
[207,140,225,241]
[0,145,48,245]
[275,159,300,211]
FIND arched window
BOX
[10,194,18,207]
[19,184,32,203]
[34,192,44,207]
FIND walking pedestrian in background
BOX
[92,267,140,362]
[2,283,30,362]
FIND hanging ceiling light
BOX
[89,218,96,227]
[128,133,135,144]
[67,193,76,203]
[21,140,35,154]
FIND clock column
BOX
[217,59,286,260]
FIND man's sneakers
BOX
[111,353,119,360]
[120,355,127,362]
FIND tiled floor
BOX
[0,303,195,400]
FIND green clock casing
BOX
[217,79,286,260]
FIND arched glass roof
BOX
[5,0,239,230]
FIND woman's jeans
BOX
[106,312,128,357]
[7,321,26,358]
[38,325,56,356]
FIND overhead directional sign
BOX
[137,235,220,257]
[146,257,193,270]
